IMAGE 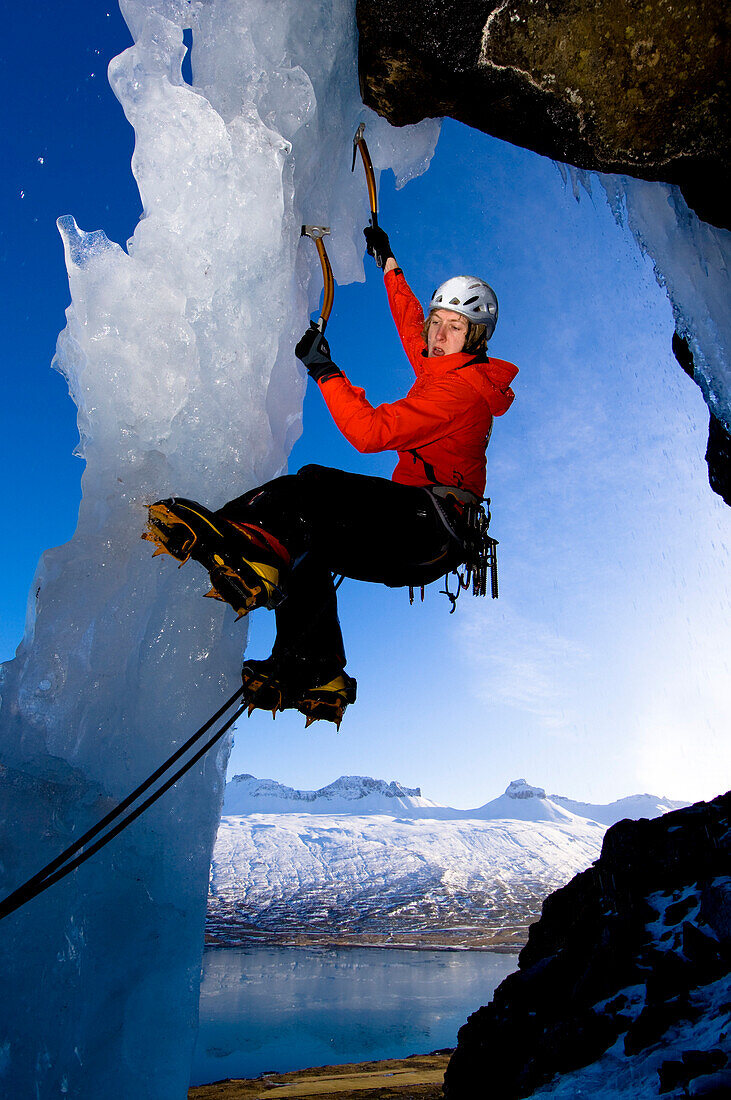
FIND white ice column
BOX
[0,1,438,1097]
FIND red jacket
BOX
[318,268,517,497]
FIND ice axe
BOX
[352,122,378,230]
[300,224,334,334]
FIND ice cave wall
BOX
[356,0,731,506]
[0,2,437,1097]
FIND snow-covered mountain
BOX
[549,790,690,826]
[208,809,605,950]
[208,775,691,949]
[222,774,687,823]
[222,773,441,815]
[470,779,584,823]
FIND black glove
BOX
[295,323,343,383]
[363,224,394,269]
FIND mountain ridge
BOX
[222,772,440,816]
[222,773,690,825]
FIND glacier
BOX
[0,2,438,1097]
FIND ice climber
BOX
[144,225,518,727]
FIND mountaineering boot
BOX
[143,497,289,618]
[240,658,288,718]
[295,671,357,730]
[241,655,357,729]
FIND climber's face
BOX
[426,309,468,357]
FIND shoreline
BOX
[204,931,525,954]
[188,1052,451,1099]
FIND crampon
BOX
[241,657,356,730]
[143,498,288,619]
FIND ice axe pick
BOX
[300,224,334,334]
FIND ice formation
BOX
[600,176,731,434]
[0,2,438,1097]
[559,163,730,446]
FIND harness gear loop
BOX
[352,123,379,229]
[301,225,334,333]
[425,488,500,609]
[440,569,471,614]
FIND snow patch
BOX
[528,975,731,1098]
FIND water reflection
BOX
[191,945,516,1085]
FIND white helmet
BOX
[428,276,498,339]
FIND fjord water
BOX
[190,946,517,1086]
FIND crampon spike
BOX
[305,715,316,729]
[247,704,255,717]
[152,546,169,558]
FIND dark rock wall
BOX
[443,792,731,1098]
[357,0,730,229]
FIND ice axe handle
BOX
[352,123,378,229]
[301,225,334,333]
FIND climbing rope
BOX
[0,686,245,922]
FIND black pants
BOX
[216,465,465,668]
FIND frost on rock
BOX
[0,2,438,1097]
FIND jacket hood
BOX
[422,348,518,416]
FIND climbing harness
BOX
[0,687,245,922]
[352,122,379,230]
[301,224,334,333]
[445,495,499,607]
[411,488,499,612]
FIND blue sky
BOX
[2,5,729,808]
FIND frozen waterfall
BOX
[0,2,438,1096]
[603,176,731,433]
